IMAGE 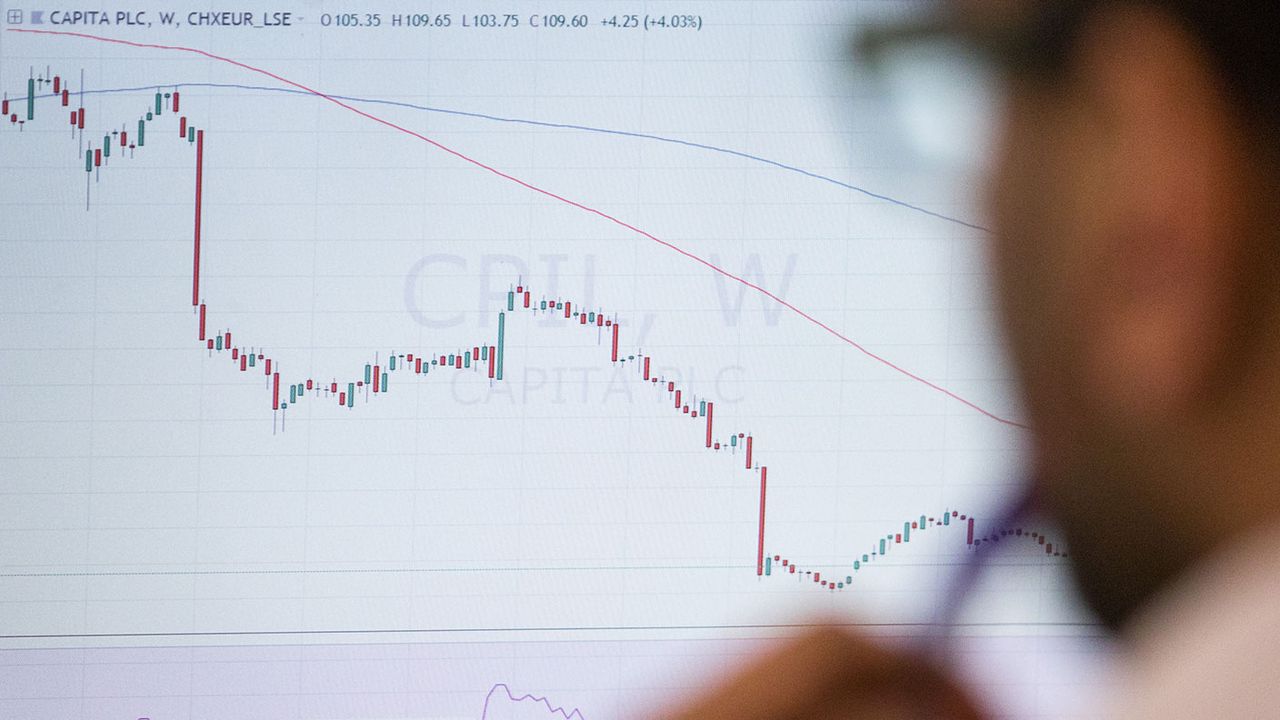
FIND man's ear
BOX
[1067,5,1248,427]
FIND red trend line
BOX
[7,27,1026,430]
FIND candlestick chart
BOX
[0,6,1103,719]
[2,26,1067,591]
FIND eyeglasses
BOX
[856,2,1093,81]
[851,1,1093,172]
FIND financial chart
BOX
[0,2,1108,718]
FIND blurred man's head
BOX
[979,0,1280,630]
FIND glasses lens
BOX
[873,38,1004,172]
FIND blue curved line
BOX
[30,81,987,231]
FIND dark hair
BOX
[1044,1,1279,127]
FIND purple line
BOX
[481,682,587,720]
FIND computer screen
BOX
[0,2,1107,718]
